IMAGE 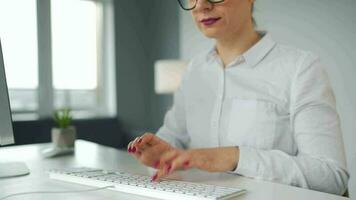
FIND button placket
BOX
[210,62,225,146]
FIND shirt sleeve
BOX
[232,53,349,195]
[156,63,192,149]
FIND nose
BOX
[194,0,213,12]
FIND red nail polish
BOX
[153,161,160,168]
[151,174,158,182]
[132,147,136,153]
[128,147,132,153]
[183,161,190,168]
[167,165,172,173]
[138,138,142,143]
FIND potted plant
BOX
[51,108,76,148]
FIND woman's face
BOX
[191,0,254,39]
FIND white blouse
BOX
[156,32,349,195]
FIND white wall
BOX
[180,0,356,194]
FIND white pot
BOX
[51,126,76,148]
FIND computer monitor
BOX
[0,39,29,178]
[0,41,15,146]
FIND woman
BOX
[127,0,349,195]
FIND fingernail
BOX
[151,173,158,182]
[128,147,132,153]
[132,147,136,153]
[183,161,190,168]
[138,138,142,143]
[167,165,172,173]
[153,161,160,168]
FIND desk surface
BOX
[0,140,349,200]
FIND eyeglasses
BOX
[177,0,225,11]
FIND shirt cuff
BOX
[156,131,183,149]
[231,146,262,177]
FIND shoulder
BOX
[272,44,330,92]
[271,43,319,67]
[275,44,320,70]
[263,43,322,79]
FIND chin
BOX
[198,24,225,39]
[201,30,221,39]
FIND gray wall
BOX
[180,0,356,194]
[114,0,178,137]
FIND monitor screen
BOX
[0,39,15,146]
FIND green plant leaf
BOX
[53,108,72,129]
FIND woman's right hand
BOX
[127,133,174,168]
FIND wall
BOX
[114,0,179,138]
[180,0,356,191]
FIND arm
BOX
[232,53,349,195]
[152,147,240,181]
[153,53,349,194]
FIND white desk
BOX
[0,140,349,200]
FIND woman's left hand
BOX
[151,147,240,181]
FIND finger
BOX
[154,155,185,182]
[130,134,149,151]
[134,147,160,168]
[133,137,139,145]
[127,141,133,153]
[152,160,160,169]
[159,150,179,167]
[151,162,173,182]
[151,152,190,182]
[134,145,145,157]
[170,154,191,173]
[133,149,142,159]
[132,136,149,152]
[132,144,143,157]
[131,134,154,154]
[154,150,180,181]
[150,172,159,182]
[140,132,161,146]
[130,137,140,153]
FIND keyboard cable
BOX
[0,185,115,200]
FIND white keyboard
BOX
[48,167,246,200]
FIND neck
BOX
[215,26,260,67]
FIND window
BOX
[0,0,38,113]
[51,0,99,113]
[0,0,116,120]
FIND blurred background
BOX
[0,0,355,182]
[0,0,180,149]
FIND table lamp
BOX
[154,60,188,94]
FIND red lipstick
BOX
[201,17,221,26]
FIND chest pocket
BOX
[227,98,277,149]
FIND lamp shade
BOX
[154,60,188,94]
